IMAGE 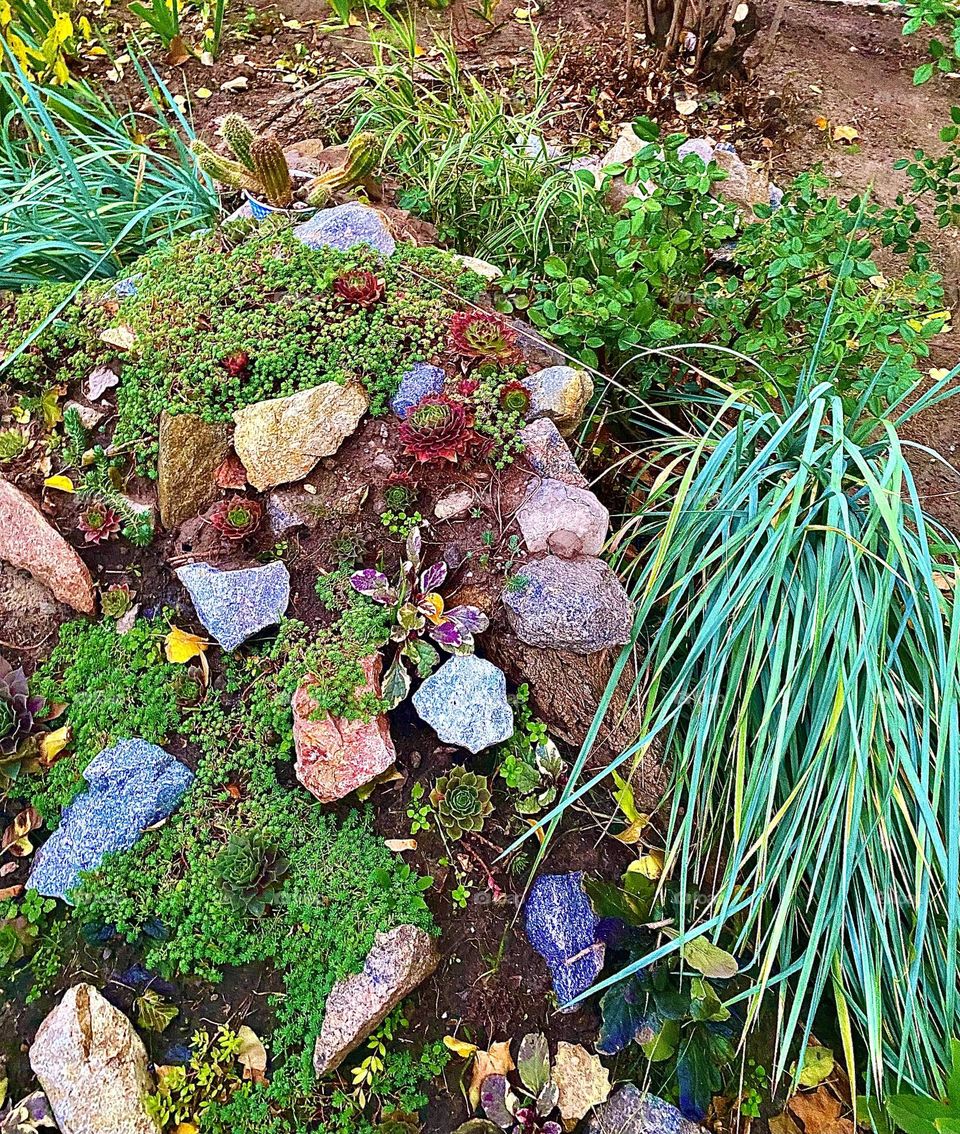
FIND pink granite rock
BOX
[516,477,610,559]
[294,654,395,802]
[0,477,94,613]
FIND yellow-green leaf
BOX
[681,935,738,979]
[164,626,208,664]
[43,475,74,493]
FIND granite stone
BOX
[293,204,396,256]
[390,363,446,418]
[520,419,588,487]
[582,1085,701,1134]
[525,872,604,1010]
[412,655,514,754]
[28,740,192,901]
[176,560,290,650]
[502,555,634,654]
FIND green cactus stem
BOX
[304,132,380,208]
[191,139,249,191]
[221,113,257,172]
[248,134,293,208]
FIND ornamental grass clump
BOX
[430,765,493,840]
[511,338,960,1104]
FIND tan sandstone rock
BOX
[0,477,93,613]
[313,925,439,1076]
[157,411,230,529]
[29,984,159,1134]
[233,382,368,491]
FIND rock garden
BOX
[2,6,960,1134]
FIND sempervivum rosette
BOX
[398,395,478,464]
[449,310,519,362]
[334,269,385,309]
[429,765,493,840]
[0,657,44,756]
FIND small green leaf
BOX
[134,989,179,1033]
[796,1045,834,1088]
[680,936,738,979]
[517,1032,550,1094]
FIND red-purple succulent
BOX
[78,503,121,544]
[334,270,385,309]
[398,395,478,464]
[210,495,263,540]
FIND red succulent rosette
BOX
[221,351,250,378]
[334,270,386,309]
[210,495,263,540]
[449,310,519,361]
[399,395,478,464]
[499,379,531,415]
[78,503,121,544]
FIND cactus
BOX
[221,112,256,172]
[305,132,380,207]
[248,135,293,208]
[191,139,249,190]
[192,120,292,208]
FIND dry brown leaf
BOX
[789,1087,841,1133]
[832,124,859,144]
[468,1040,515,1110]
[236,1025,268,1084]
[552,1041,611,1125]
[0,884,24,901]
[166,35,190,65]
[385,838,417,852]
[215,453,247,489]
[769,1114,803,1134]
[2,806,42,858]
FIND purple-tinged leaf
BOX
[350,570,394,604]
[446,605,490,634]
[420,560,448,592]
[481,1075,515,1129]
[429,620,464,650]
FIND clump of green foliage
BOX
[2,234,485,477]
[30,617,194,819]
[72,619,435,1130]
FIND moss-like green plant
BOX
[430,766,493,840]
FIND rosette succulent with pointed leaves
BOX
[399,395,479,465]
[430,766,493,840]
[212,829,290,917]
[209,495,263,541]
[101,583,135,619]
[383,472,419,511]
[350,528,489,707]
[0,657,43,758]
[334,269,385,309]
[450,311,519,362]
[78,502,121,543]
[499,380,531,415]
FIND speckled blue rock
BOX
[293,204,396,257]
[502,554,634,654]
[390,363,445,418]
[524,872,605,1010]
[583,1085,701,1134]
[27,740,193,902]
[106,273,142,300]
[412,656,514,753]
[520,419,588,487]
[176,560,290,650]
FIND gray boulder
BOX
[521,366,594,437]
[293,203,396,256]
[517,478,609,559]
[520,419,588,487]
[412,655,514,753]
[502,555,633,654]
[28,739,192,902]
[583,1085,701,1134]
[176,560,290,651]
[314,925,439,1075]
[29,984,159,1134]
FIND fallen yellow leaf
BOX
[832,124,859,143]
[165,625,208,664]
[195,87,213,99]
[43,475,74,493]
[40,725,71,764]
[469,1040,514,1110]
[629,849,665,879]
[443,1035,479,1058]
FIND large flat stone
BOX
[0,477,93,613]
[233,382,368,491]
[502,555,633,654]
[176,560,290,651]
[412,655,514,754]
[157,412,230,529]
[30,984,159,1134]
[28,739,193,902]
[294,654,396,802]
[583,1085,701,1134]
[314,925,439,1075]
